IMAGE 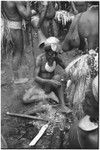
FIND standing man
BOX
[38,1,56,38]
[1,1,36,84]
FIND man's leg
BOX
[53,75,72,113]
[11,29,28,83]
[41,20,50,38]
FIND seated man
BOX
[23,36,71,113]
[1,1,37,84]
[68,75,98,149]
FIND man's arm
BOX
[56,56,66,69]
[38,2,48,28]
[16,2,32,20]
[35,54,43,77]
[70,2,78,15]
[34,54,47,84]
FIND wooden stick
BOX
[6,112,48,122]
[30,26,36,76]
[29,123,49,146]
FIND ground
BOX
[1,30,79,149]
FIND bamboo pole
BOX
[6,112,48,122]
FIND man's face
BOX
[45,49,56,62]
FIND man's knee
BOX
[22,87,35,104]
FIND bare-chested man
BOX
[37,1,56,38]
[23,37,71,113]
[1,1,36,84]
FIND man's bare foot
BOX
[13,78,29,84]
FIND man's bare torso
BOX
[38,53,55,79]
[2,1,25,21]
[74,2,87,12]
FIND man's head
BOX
[44,37,61,63]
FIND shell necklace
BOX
[45,61,56,72]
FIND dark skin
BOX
[38,2,56,38]
[2,1,34,21]
[2,1,36,80]
[83,91,98,121]
[35,50,65,85]
[31,1,48,29]
[71,2,88,15]
[35,49,71,113]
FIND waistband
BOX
[7,20,22,29]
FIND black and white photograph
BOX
[1,1,99,149]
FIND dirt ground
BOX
[1,31,79,149]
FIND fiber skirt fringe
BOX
[1,18,22,50]
[65,52,98,119]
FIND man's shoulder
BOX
[36,53,45,64]
[37,53,45,59]
[55,55,62,62]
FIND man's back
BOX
[74,2,88,13]
[2,1,22,21]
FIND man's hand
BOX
[31,9,37,16]
[73,10,78,15]
[31,15,39,28]
[35,76,61,88]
